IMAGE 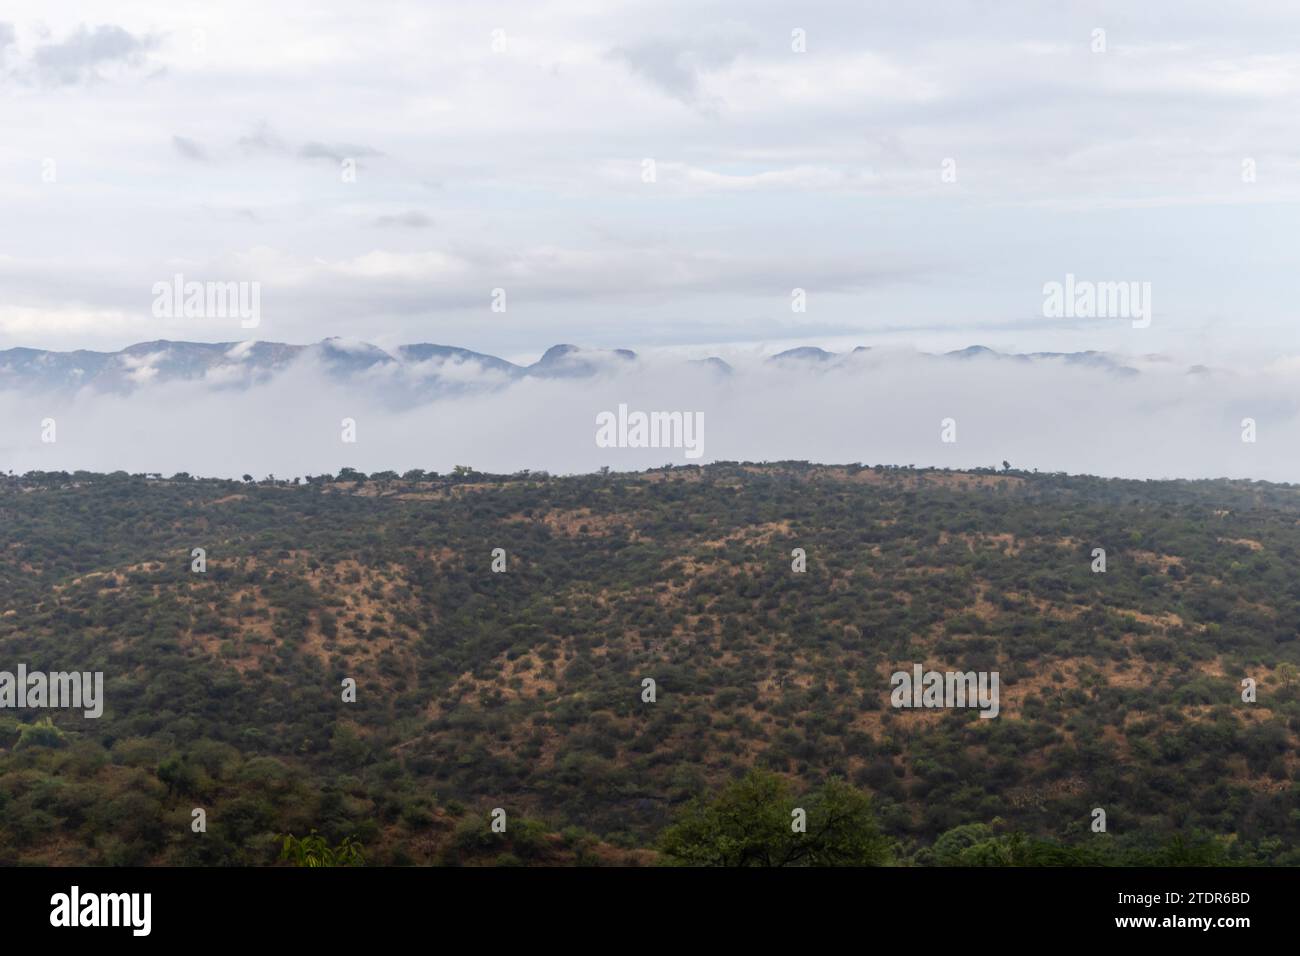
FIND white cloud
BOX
[4,347,1300,481]
[2,0,1299,372]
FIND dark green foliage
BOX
[2,464,1299,864]
[659,770,891,866]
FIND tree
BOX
[279,830,364,867]
[15,717,66,750]
[658,770,892,866]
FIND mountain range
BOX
[0,338,1150,396]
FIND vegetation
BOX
[659,770,892,866]
[1,462,1299,865]
[280,830,364,867]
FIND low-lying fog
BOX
[2,347,1297,483]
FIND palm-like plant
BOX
[279,830,364,867]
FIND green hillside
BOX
[1,463,1298,865]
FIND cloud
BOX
[28,23,158,86]
[601,161,881,193]
[0,231,927,352]
[237,122,289,155]
[3,347,1300,483]
[611,33,751,108]
[3,1,1300,368]
[298,141,383,164]
[0,22,15,65]
[171,136,208,161]
[374,211,433,228]
[236,124,384,167]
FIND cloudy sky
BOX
[2,0,1299,365]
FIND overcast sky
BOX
[2,1,1299,364]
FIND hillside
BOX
[2,463,1299,865]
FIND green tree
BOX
[658,770,892,866]
[279,830,364,867]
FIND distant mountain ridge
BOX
[0,337,1149,394]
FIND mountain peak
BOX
[769,346,836,362]
[0,338,1150,394]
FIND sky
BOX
[3,2,1300,481]
[3,0,1300,366]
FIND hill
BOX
[1,463,1299,865]
[0,338,1145,396]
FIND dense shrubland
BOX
[1,463,1298,865]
